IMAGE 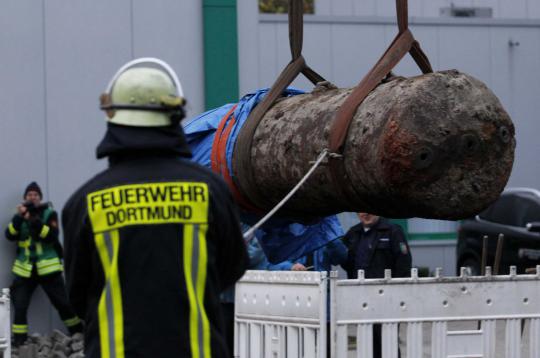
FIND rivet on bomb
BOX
[461,134,479,156]
[499,126,510,143]
[414,147,434,169]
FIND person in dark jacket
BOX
[5,182,82,346]
[342,213,411,279]
[62,58,249,358]
[342,213,411,358]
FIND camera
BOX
[23,201,48,217]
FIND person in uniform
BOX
[342,213,411,279]
[62,58,248,358]
[342,212,412,358]
[5,182,82,346]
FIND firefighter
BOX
[5,182,82,346]
[62,58,248,358]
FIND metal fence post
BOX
[0,288,10,358]
[329,270,337,358]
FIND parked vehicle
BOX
[457,188,540,275]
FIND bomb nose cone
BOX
[368,71,515,219]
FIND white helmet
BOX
[100,58,186,127]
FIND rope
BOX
[243,149,330,241]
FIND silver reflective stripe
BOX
[191,224,206,358]
[104,231,116,357]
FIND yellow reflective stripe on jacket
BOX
[8,223,18,235]
[183,224,211,358]
[39,225,50,238]
[36,242,43,256]
[18,239,31,248]
[64,316,82,327]
[12,324,28,334]
[36,257,63,275]
[18,239,31,260]
[12,260,33,278]
[95,230,124,358]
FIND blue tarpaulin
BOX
[183,89,344,263]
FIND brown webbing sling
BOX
[233,0,327,209]
[328,0,433,208]
[234,0,433,211]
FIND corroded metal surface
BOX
[232,70,515,220]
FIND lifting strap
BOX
[211,105,262,212]
[328,0,433,208]
[234,0,433,211]
[233,0,327,210]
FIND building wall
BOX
[0,0,204,334]
[315,0,540,19]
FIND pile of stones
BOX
[11,330,84,358]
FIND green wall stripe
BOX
[203,0,239,110]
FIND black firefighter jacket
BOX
[62,124,248,358]
[342,218,412,279]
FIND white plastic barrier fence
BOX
[0,289,10,358]
[331,266,540,358]
[235,268,540,357]
[234,271,327,358]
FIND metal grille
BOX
[234,271,327,358]
[331,266,540,358]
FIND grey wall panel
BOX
[493,27,540,188]
[312,0,540,19]
[0,1,47,289]
[44,0,132,216]
[0,0,50,333]
[132,0,204,117]
[329,24,388,87]
[376,0,396,17]
[314,0,331,15]
[499,0,528,19]
[327,0,355,16]
[419,0,449,17]
[530,1,540,19]
[437,26,492,86]
[238,0,260,94]
[408,1,423,17]
[257,23,279,88]
[353,0,377,17]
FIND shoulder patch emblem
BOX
[50,220,58,228]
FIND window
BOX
[259,0,315,14]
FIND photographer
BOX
[5,182,82,346]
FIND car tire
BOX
[461,257,481,276]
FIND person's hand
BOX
[291,263,307,271]
[17,204,30,219]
